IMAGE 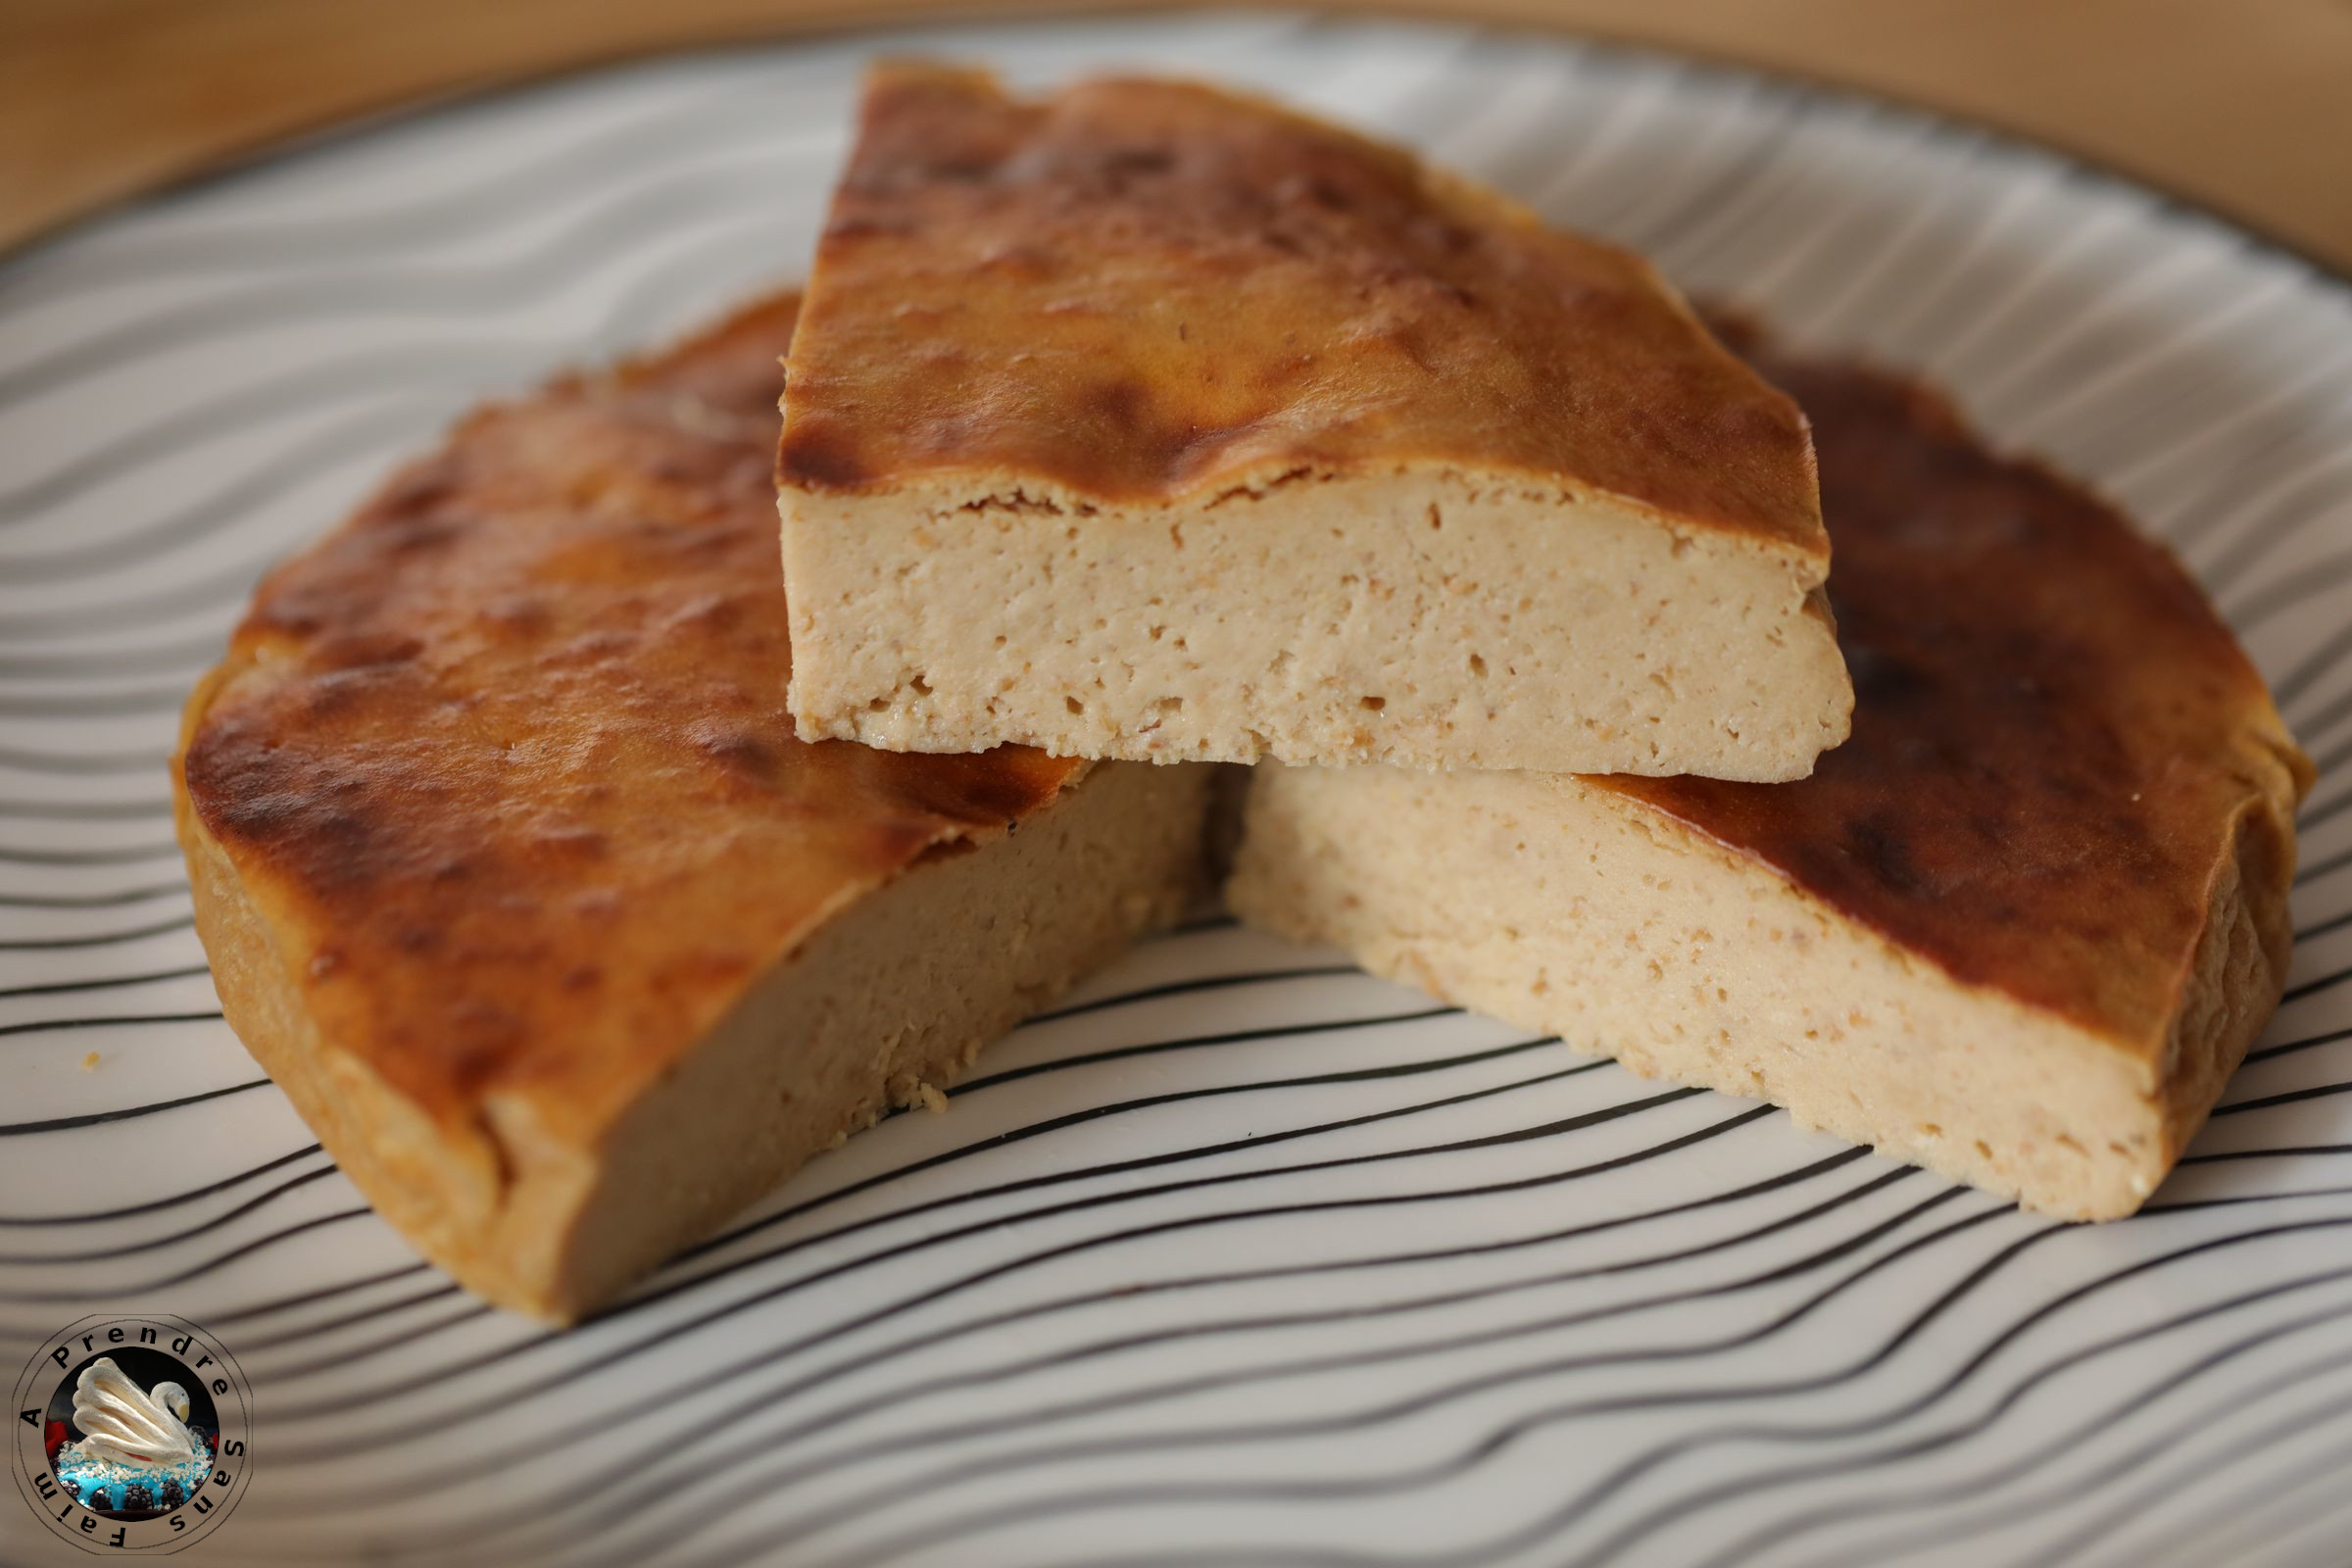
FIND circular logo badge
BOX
[12,1316,253,1553]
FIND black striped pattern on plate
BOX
[3,12,2350,1567]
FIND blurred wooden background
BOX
[3,0,2350,269]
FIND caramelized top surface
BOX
[1599,328,2311,1053]
[779,64,1826,559]
[177,294,1083,1141]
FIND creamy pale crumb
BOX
[787,471,1849,777]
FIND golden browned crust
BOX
[174,292,1087,1154]
[778,63,1827,557]
[1602,327,2312,1064]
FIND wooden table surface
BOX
[3,0,2351,271]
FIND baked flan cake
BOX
[1229,326,2311,1218]
[173,294,1213,1323]
[777,64,1851,780]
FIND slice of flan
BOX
[1228,324,2312,1219]
[777,63,1851,780]
[172,294,1213,1324]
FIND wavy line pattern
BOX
[3,12,2351,1568]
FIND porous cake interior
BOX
[784,467,1846,779]
[1228,763,2276,1217]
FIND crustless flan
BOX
[174,294,1213,1323]
[1229,324,2311,1218]
[778,65,1851,780]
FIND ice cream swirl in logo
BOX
[12,1315,255,1552]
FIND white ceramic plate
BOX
[5,13,2351,1566]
